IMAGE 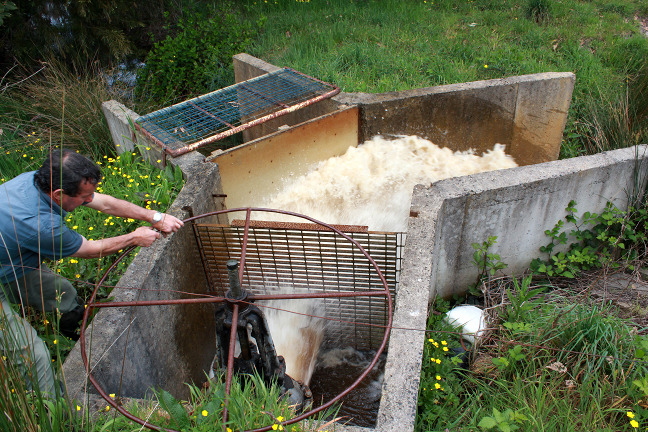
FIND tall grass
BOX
[0,59,125,160]
[576,60,648,154]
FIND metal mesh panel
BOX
[193,224,403,350]
[135,68,339,153]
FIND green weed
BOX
[530,200,648,279]
[470,236,508,296]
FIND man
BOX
[0,148,183,395]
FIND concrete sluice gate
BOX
[64,54,648,431]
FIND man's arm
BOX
[85,192,184,233]
[71,226,161,259]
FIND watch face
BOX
[153,212,162,222]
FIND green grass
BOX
[244,0,648,157]
[419,283,648,431]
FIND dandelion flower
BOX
[627,412,635,419]
[630,420,638,428]
[436,375,441,380]
[202,410,208,417]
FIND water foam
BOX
[260,135,517,231]
[261,294,326,386]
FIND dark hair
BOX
[35,149,102,196]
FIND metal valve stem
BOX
[226,259,244,299]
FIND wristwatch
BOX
[152,212,163,223]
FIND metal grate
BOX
[135,68,340,158]
[193,223,403,351]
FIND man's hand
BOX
[132,226,162,247]
[152,213,184,234]
[73,226,161,259]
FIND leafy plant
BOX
[148,373,337,431]
[633,376,648,399]
[504,275,545,322]
[530,200,647,278]
[492,345,525,372]
[470,236,508,295]
[635,335,648,359]
[478,408,529,431]
[416,299,467,429]
[0,1,16,27]
[135,4,265,105]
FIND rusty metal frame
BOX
[80,208,393,432]
[134,69,340,160]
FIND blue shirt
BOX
[0,171,83,284]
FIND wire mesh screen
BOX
[193,223,403,351]
[135,68,339,153]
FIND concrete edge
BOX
[335,72,575,105]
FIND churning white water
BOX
[261,294,326,386]
[260,135,517,232]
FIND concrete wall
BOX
[426,145,648,299]
[234,54,575,166]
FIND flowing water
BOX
[261,295,326,385]
[259,135,518,232]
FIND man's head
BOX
[35,149,102,212]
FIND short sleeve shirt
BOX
[0,171,83,285]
